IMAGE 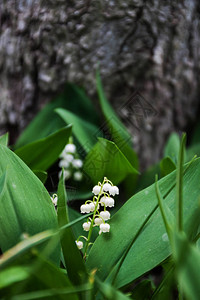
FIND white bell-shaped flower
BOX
[72,159,83,168]
[94,217,104,225]
[100,223,110,233]
[58,160,70,168]
[83,221,91,231]
[107,197,115,207]
[109,185,119,196]
[64,154,74,163]
[65,144,76,154]
[89,202,95,212]
[92,185,102,195]
[80,204,91,213]
[74,171,82,181]
[76,240,83,249]
[100,196,110,207]
[103,183,112,192]
[100,210,110,221]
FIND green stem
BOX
[83,179,106,259]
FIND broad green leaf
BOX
[96,70,139,176]
[0,133,8,146]
[160,157,176,177]
[0,145,60,264]
[33,170,47,184]
[0,266,30,289]
[86,158,200,288]
[83,138,138,185]
[56,108,101,153]
[57,171,87,286]
[164,133,180,165]
[15,83,99,148]
[15,125,72,171]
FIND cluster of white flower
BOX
[75,177,119,250]
[59,143,83,181]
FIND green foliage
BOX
[86,158,200,288]
[1,80,200,299]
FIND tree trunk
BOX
[1,0,200,169]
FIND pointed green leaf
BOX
[56,108,101,153]
[15,125,72,171]
[164,133,180,165]
[97,70,138,166]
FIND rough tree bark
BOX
[0,0,200,169]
